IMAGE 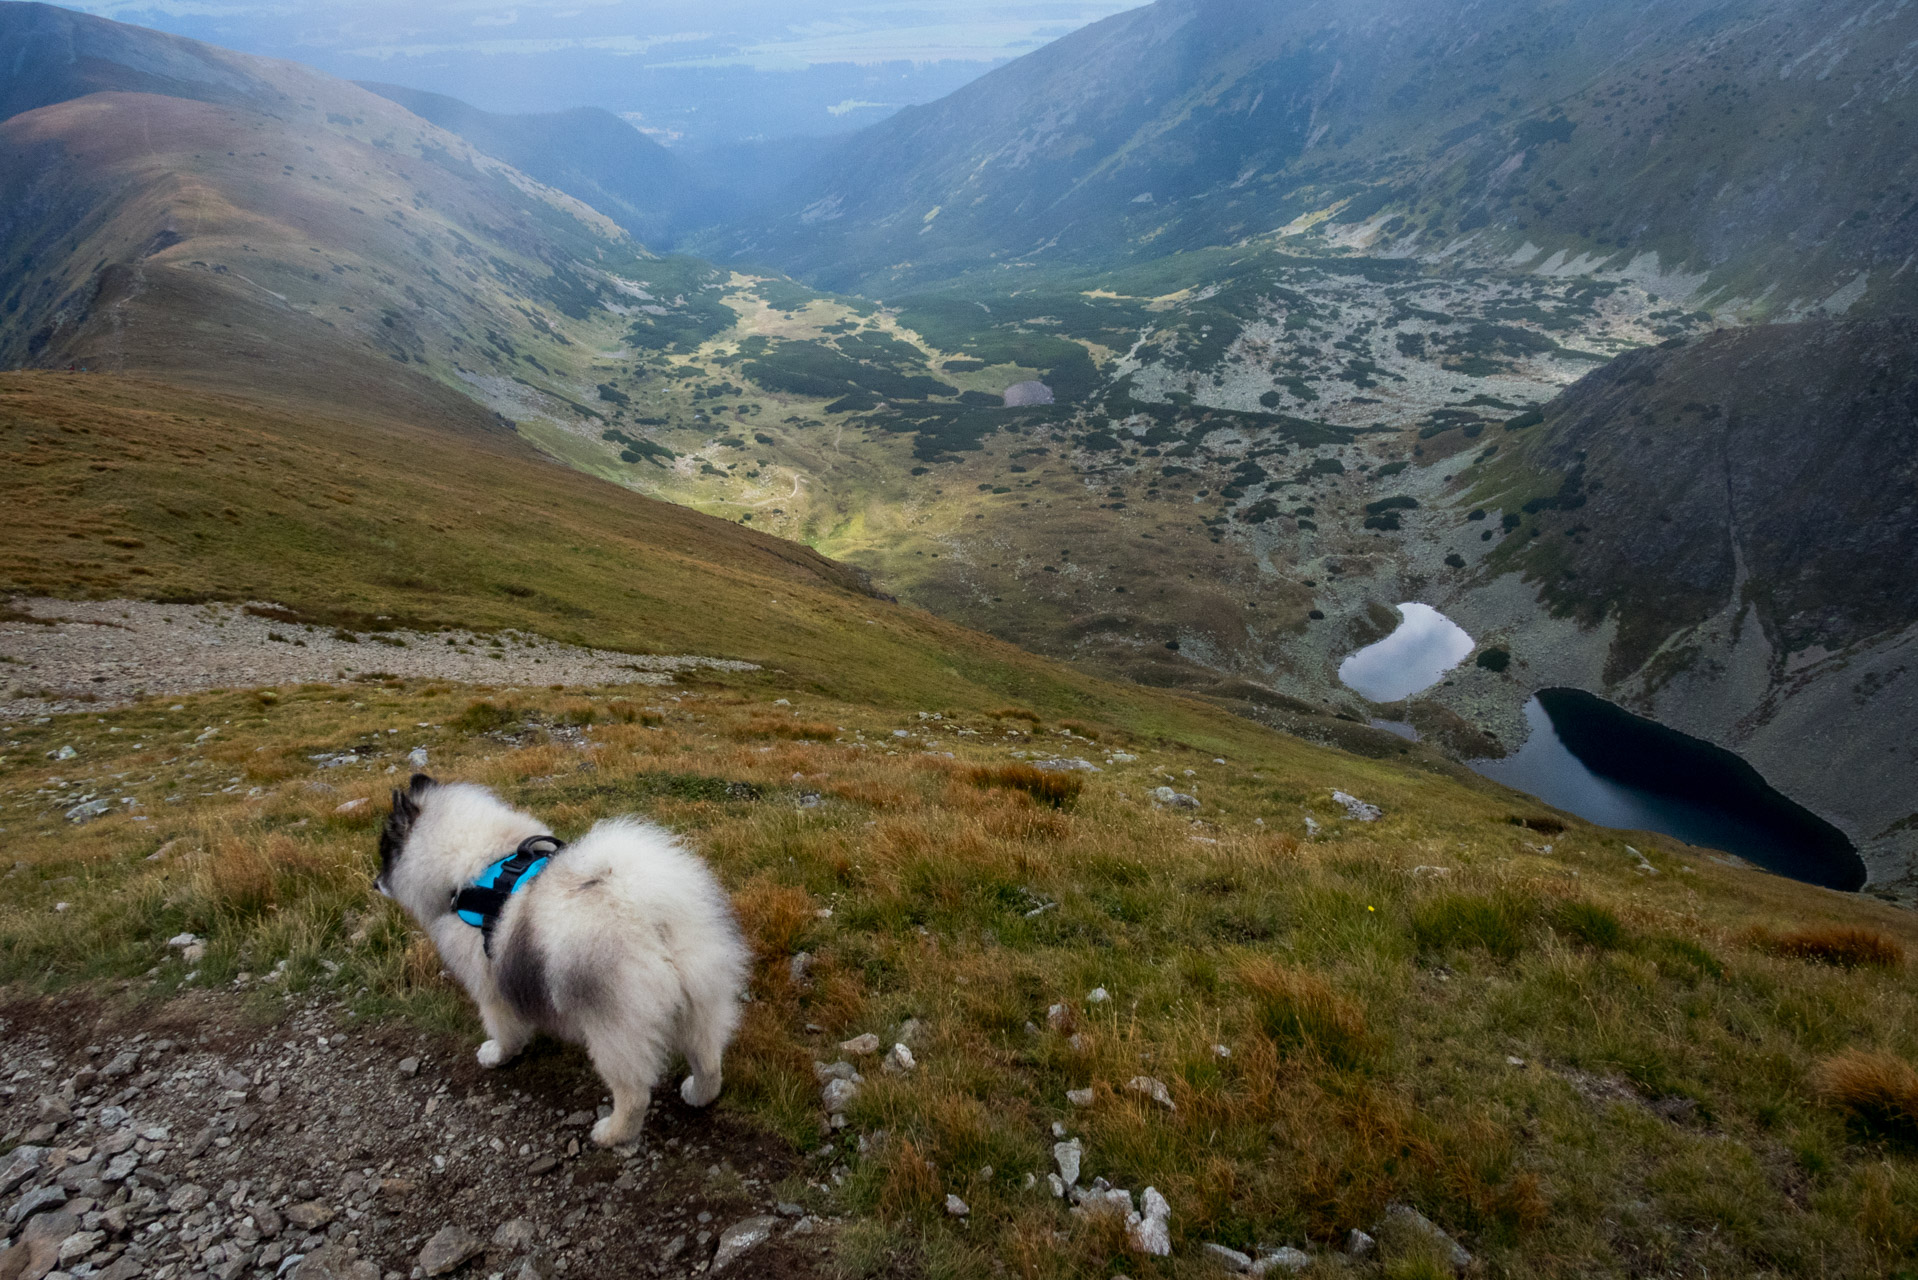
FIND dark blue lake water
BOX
[1469,688,1864,891]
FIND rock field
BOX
[0,994,837,1280]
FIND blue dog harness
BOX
[452,834,564,954]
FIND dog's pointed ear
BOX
[380,781,430,877]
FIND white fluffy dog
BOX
[375,774,748,1146]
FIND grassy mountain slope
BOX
[0,3,734,435]
[4,371,1918,1277]
[1432,321,1918,894]
[355,81,722,247]
[703,0,1918,314]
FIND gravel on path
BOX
[0,992,837,1279]
[1,599,757,720]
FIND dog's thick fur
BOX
[377,774,747,1146]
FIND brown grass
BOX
[987,706,1042,726]
[1237,959,1373,1070]
[1812,1049,1918,1145]
[966,763,1083,809]
[1756,925,1906,969]
[732,716,839,741]
[732,877,817,964]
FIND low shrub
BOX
[1238,959,1372,1069]
[1812,1049,1918,1145]
[1758,926,1905,970]
[451,700,516,734]
[1551,899,1624,950]
[1412,891,1531,960]
[967,763,1082,809]
[732,717,838,741]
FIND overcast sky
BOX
[58,1,1145,142]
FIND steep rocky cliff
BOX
[1447,320,1918,892]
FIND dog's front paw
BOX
[476,1039,508,1068]
[591,1115,638,1148]
[681,1073,722,1108]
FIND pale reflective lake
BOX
[1338,603,1476,702]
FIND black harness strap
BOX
[451,833,565,956]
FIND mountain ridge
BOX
[701,0,1918,316]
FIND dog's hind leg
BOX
[585,1023,667,1147]
[677,990,731,1108]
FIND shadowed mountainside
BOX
[1445,320,1918,890]
[355,81,723,247]
[703,0,1918,315]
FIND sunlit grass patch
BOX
[0,681,1915,1277]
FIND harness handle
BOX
[451,834,566,955]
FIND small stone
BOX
[102,1152,139,1184]
[334,798,368,814]
[284,1200,337,1230]
[1377,1204,1471,1273]
[659,1235,686,1263]
[561,1110,593,1128]
[837,1033,880,1056]
[66,798,110,823]
[1045,1003,1071,1030]
[944,1194,969,1217]
[255,1206,285,1237]
[1087,987,1109,1004]
[1066,1088,1095,1107]
[1202,1242,1252,1271]
[56,1229,105,1265]
[526,1155,557,1176]
[166,932,200,949]
[398,1057,421,1077]
[35,1095,71,1125]
[407,747,429,767]
[1126,1076,1176,1110]
[9,1183,67,1224]
[711,1216,777,1271]
[1053,1138,1082,1187]
[491,1219,537,1253]
[811,1060,858,1083]
[1126,1186,1171,1256]
[788,952,813,984]
[1506,1056,1525,1067]
[290,1242,380,1280]
[820,1077,859,1112]
[881,1043,916,1074]
[101,1051,140,1079]
[1344,1229,1376,1258]
[418,1224,483,1276]
[775,1202,804,1217]
[1150,786,1199,809]
[1047,1172,1066,1198]
[183,942,207,962]
[1332,790,1381,822]
[1249,1246,1311,1274]
[0,1145,46,1195]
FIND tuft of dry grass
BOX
[987,706,1042,726]
[1756,925,1906,969]
[966,763,1083,809]
[1237,958,1373,1070]
[1813,1049,1918,1145]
